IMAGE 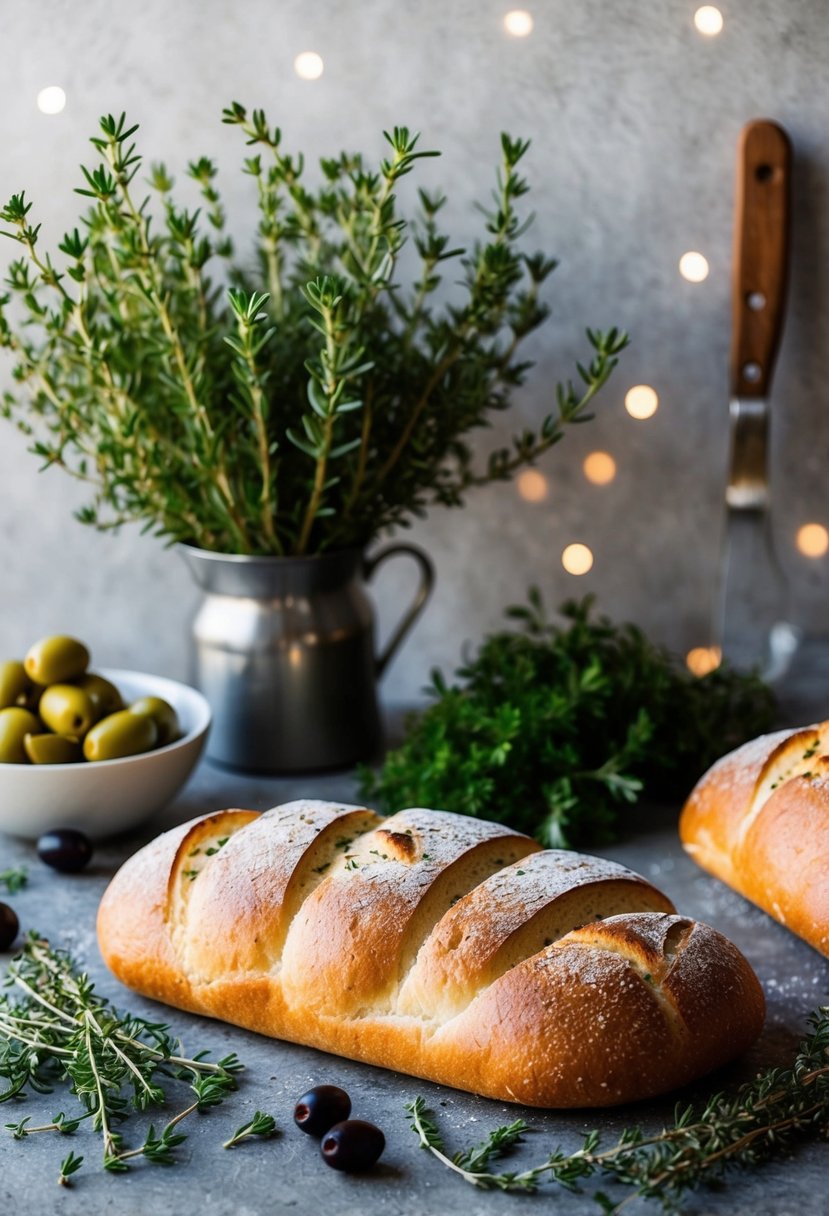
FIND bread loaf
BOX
[681,720,829,955]
[98,801,764,1108]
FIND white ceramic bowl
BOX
[0,669,211,841]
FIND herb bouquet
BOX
[0,106,627,556]
[0,106,628,771]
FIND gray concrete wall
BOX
[0,0,826,705]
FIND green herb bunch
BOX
[361,592,775,847]
[0,934,250,1182]
[407,1002,829,1211]
[0,107,627,556]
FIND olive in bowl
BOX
[0,669,210,841]
[75,673,123,717]
[39,684,97,739]
[24,635,90,686]
[0,708,41,764]
[84,709,159,762]
[0,661,30,710]
[129,696,180,746]
[24,733,83,765]
[0,633,180,766]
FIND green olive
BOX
[24,635,90,686]
[128,696,180,746]
[0,661,30,710]
[39,685,97,739]
[0,708,41,764]
[83,710,158,762]
[75,673,124,718]
[23,733,83,765]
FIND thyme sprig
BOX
[0,108,627,556]
[0,934,243,1182]
[0,866,28,895]
[222,1109,278,1149]
[407,1003,829,1211]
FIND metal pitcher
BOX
[178,543,434,772]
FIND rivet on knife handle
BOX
[729,119,791,401]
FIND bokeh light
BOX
[583,451,617,485]
[37,86,66,115]
[686,646,722,677]
[694,6,724,35]
[503,10,534,36]
[294,52,324,80]
[516,469,549,502]
[624,385,659,420]
[679,251,710,282]
[562,543,594,576]
[796,523,829,558]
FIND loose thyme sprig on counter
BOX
[408,1003,829,1211]
[0,866,28,894]
[0,934,250,1183]
[223,1109,278,1149]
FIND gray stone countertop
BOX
[1,758,827,1216]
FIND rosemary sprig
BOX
[0,866,28,895]
[223,1109,278,1149]
[407,1003,829,1211]
[0,934,244,1182]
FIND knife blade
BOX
[714,118,800,679]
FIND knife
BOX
[714,118,800,679]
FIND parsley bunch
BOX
[361,592,775,847]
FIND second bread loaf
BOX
[681,720,829,955]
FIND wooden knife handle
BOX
[730,119,791,399]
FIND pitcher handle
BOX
[364,543,435,679]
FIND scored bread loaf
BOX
[98,801,764,1108]
[681,720,829,956]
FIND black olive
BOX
[0,902,19,951]
[37,829,93,873]
[293,1085,352,1137]
[320,1119,385,1172]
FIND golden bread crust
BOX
[680,722,829,955]
[99,801,764,1107]
[96,808,259,1010]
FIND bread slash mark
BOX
[375,829,419,863]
